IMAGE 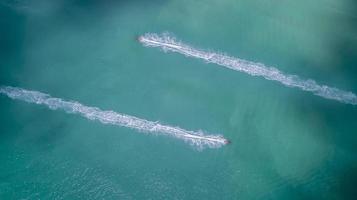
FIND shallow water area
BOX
[1,0,357,199]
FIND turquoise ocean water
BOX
[1,0,357,199]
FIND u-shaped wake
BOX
[0,86,229,149]
[138,33,357,105]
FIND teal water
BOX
[1,0,357,199]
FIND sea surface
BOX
[1,0,357,199]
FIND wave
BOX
[138,33,357,105]
[0,86,229,149]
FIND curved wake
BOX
[138,33,357,105]
[0,86,229,149]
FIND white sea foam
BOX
[0,86,228,149]
[139,33,357,105]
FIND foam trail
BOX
[0,86,229,149]
[138,33,357,105]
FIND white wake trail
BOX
[0,86,229,149]
[138,33,357,105]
